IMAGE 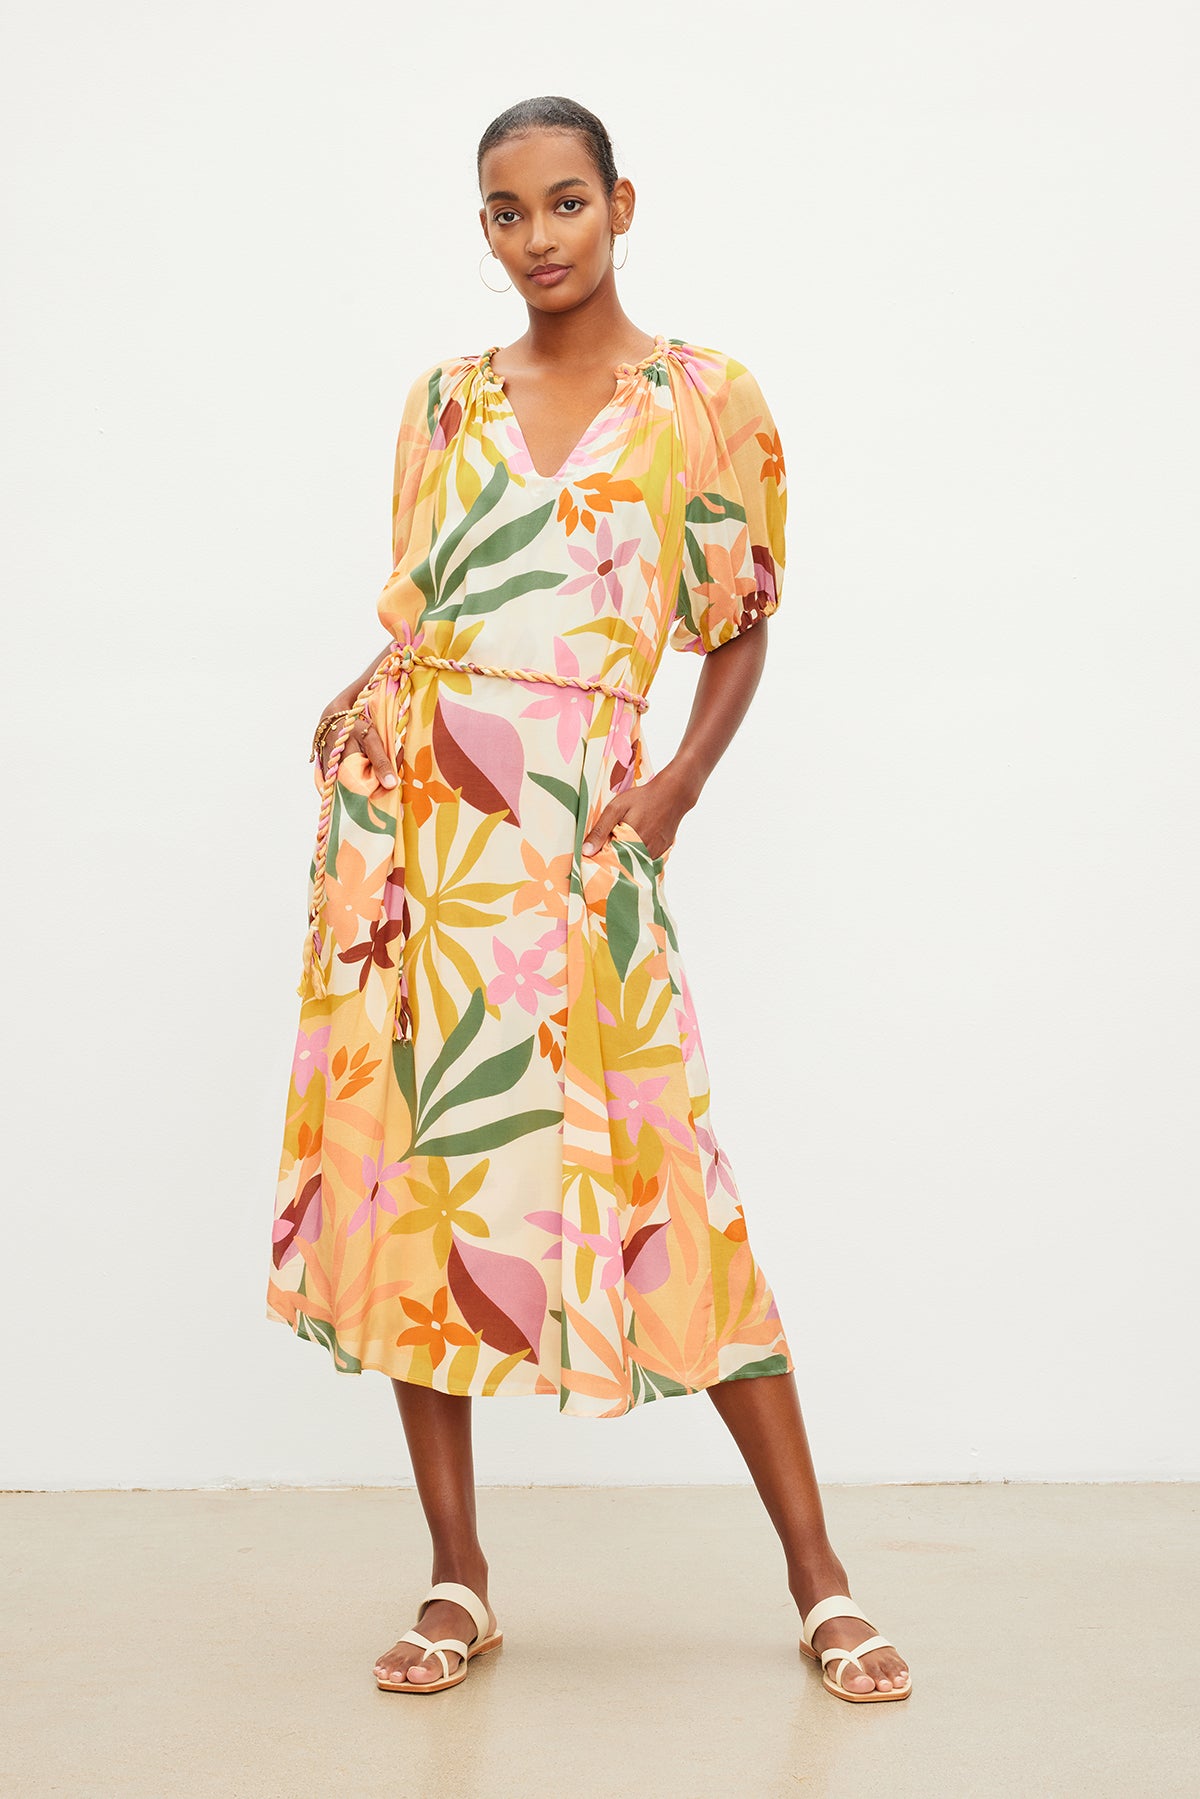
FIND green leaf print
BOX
[431,459,509,592]
[425,566,567,624]
[422,365,443,437]
[685,491,747,527]
[528,773,579,823]
[338,784,395,835]
[391,1036,418,1122]
[528,771,582,815]
[651,881,679,957]
[605,870,642,982]
[718,1353,791,1383]
[296,1311,363,1374]
[638,1364,690,1400]
[420,1035,535,1134]
[417,1108,562,1161]
[558,1305,572,1411]
[614,837,664,884]
[439,498,557,603]
[683,533,710,594]
[417,986,486,1117]
[568,768,591,900]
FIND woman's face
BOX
[478,129,632,313]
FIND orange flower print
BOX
[537,1003,568,1071]
[556,487,596,536]
[575,472,642,513]
[513,843,572,920]
[692,526,758,610]
[756,428,785,485]
[395,1286,476,1368]
[556,472,642,534]
[325,841,389,951]
[402,743,456,826]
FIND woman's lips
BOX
[528,266,570,286]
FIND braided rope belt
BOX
[299,640,650,1039]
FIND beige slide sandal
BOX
[798,1593,912,1703]
[375,1580,503,1694]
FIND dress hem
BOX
[266,1307,795,1419]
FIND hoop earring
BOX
[479,250,512,293]
[610,230,630,270]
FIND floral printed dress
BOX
[266,335,795,1418]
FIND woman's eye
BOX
[492,198,582,225]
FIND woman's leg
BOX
[706,1371,909,1693]
[373,1382,493,1686]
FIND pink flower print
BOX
[559,516,640,616]
[673,982,701,1065]
[696,1120,739,1205]
[499,420,538,479]
[519,637,597,763]
[667,1113,694,1149]
[605,1071,670,1145]
[292,1024,331,1096]
[348,1146,412,1240]
[561,1205,624,1290]
[606,704,636,780]
[524,1209,564,1262]
[486,936,559,1015]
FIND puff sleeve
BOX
[390,362,440,568]
[670,357,787,655]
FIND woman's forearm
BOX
[581,620,771,858]
[662,620,770,807]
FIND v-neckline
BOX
[480,336,667,484]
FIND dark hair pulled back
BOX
[477,96,619,199]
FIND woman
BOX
[267,95,911,1705]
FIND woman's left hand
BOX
[582,765,699,860]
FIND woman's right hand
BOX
[315,703,397,787]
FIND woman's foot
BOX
[374,1559,491,1687]
[790,1556,910,1695]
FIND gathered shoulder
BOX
[664,339,757,396]
[403,352,479,400]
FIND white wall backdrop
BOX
[3,1,1196,1488]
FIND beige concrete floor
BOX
[1,1483,1195,1798]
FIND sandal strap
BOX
[397,1629,452,1683]
[800,1593,873,1645]
[420,1580,491,1645]
[820,1633,893,1671]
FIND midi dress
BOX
[266,334,795,1418]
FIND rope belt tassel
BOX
[297,640,650,1041]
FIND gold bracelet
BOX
[310,707,354,764]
